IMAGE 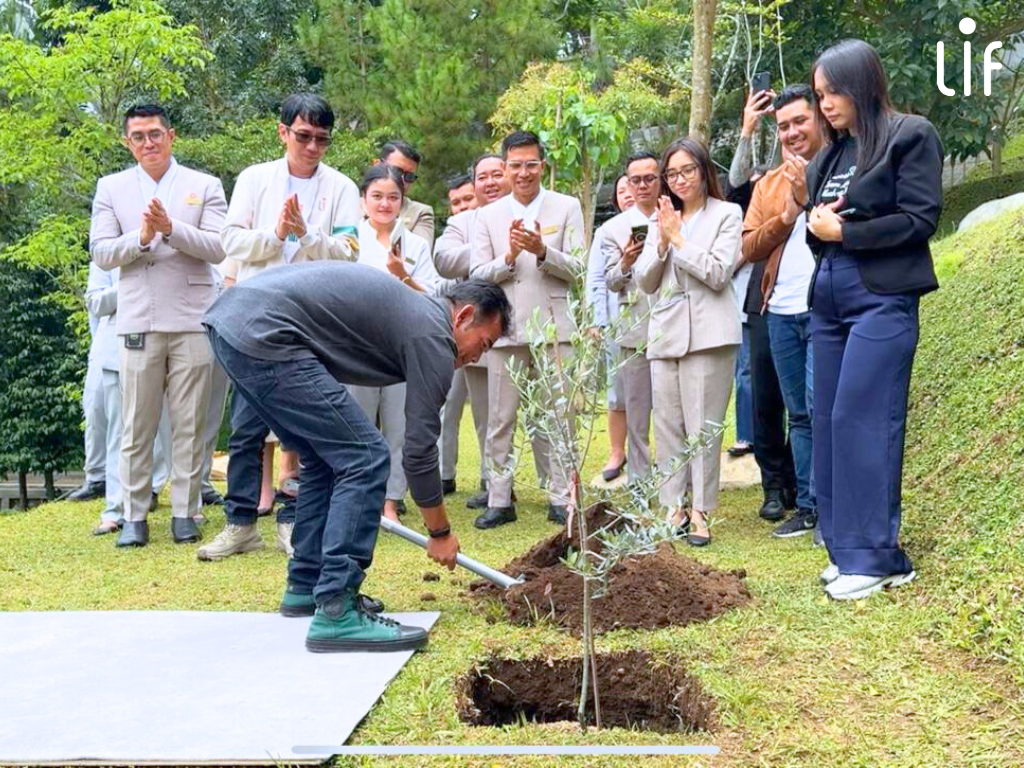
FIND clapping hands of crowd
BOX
[780,150,810,225]
[139,198,172,246]
[742,89,777,138]
[275,193,306,241]
[656,195,683,253]
[506,218,545,266]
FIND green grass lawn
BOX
[2,407,1022,766]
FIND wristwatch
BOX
[428,525,451,539]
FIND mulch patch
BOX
[458,649,717,732]
[469,504,751,635]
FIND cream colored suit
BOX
[602,207,656,480]
[471,190,586,508]
[634,196,742,512]
[90,160,226,522]
[401,198,435,248]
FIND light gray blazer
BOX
[90,162,226,334]
[602,208,656,350]
[434,208,475,279]
[470,191,586,348]
[634,196,743,360]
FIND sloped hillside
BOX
[903,207,1024,672]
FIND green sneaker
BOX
[305,592,428,653]
[279,585,315,618]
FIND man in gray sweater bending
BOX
[203,263,510,652]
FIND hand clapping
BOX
[140,198,172,245]
[656,195,682,252]
[275,193,306,241]
[510,219,545,257]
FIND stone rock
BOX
[958,192,1024,233]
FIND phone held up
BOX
[751,71,771,95]
[630,224,649,245]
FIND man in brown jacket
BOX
[740,84,824,541]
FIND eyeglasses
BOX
[126,130,168,146]
[399,171,418,183]
[664,164,700,183]
[628,174,659,187]
[286,127,333,147]
[506,160,543,172]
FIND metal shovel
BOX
[379,516,523,590]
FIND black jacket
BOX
[806,114,944,298]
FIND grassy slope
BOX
[938,133,1024,237]
[3,212,1024,765]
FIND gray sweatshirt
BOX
[204,261,456,507]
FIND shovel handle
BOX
[379,516,523,590]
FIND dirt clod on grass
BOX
[470,505,751,635]
[458,650,716,733]
[423,572,440,582]
[420,592,436,601]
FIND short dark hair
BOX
[446,279,512,337]
[472,152,503,176]
[446,173,473,192]
[501,131,545,160]
[624,151,659,172]
[773,84,813,112]
[359,164,406,197]
[280,93,334,130]
[380,139,421,165]
[124,104,169,134]
[660,136,724,210]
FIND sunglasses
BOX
[285,126,333,148]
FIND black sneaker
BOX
[758,489,787,522]
[772,508,818,538]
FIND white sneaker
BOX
[825,571,916,600]
[196,524,265,561]
[276,522,294,558]
[820,563,840,585]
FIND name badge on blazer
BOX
[541,224,559,236]
[184,192,202,206]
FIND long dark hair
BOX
[811,39,898,174]
[360,164,406,198]
[611,172,630,213]
[659,136,723,211]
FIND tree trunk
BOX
[18,471,28,510]
[689,0,718,141]
[992,140,1002,176]
[44,470,56,500]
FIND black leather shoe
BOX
[65,480,105,502]
[466,488,489,509]
[758,489,787,522]
[149,492,159,513]
[171,517,202,544]
[441,478,456,495]
[202,489,225,506]
[116,521,149,547]
[474,505,517,529]
[547,504,568,524]
[601,457,627,482]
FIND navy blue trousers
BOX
[208,328,389,602]
[810,256,917,576]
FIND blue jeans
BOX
[767,312,815,511]
[224,392,296,526]
[811,256,917,577]
[208,328,389,602]
[734,324,754,444]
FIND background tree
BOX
[689,0,717,140]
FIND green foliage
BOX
[0,261,85,479]
[902,209,1024,674]
[301,0,560,208]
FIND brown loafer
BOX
[92,519,122,536]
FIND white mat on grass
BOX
[0,610,438,764]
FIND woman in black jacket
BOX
[799,39,943,600]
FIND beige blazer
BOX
[634,196,743,359]
[222,157,361,284]
[470,190,585,347]
[90,162,226,335]
[602,208,656,350]
[400,198,435,248]
[434,208,475,279]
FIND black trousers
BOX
[748,311,796,495]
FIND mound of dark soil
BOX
[470,505,751,635]
[458,650,716,733]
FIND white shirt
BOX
[136,157,179,250]
[509,188,546,230]
[283,174,318,263]
[356,220,439,293]
[769,212,816,315]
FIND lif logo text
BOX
[936,17,1003,96]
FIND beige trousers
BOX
[619,346,653,480]
[439,366,489,483]
[486,345,569,507]
[348,382,408,501]
[651,345,737,512]
[119,332,213,521]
